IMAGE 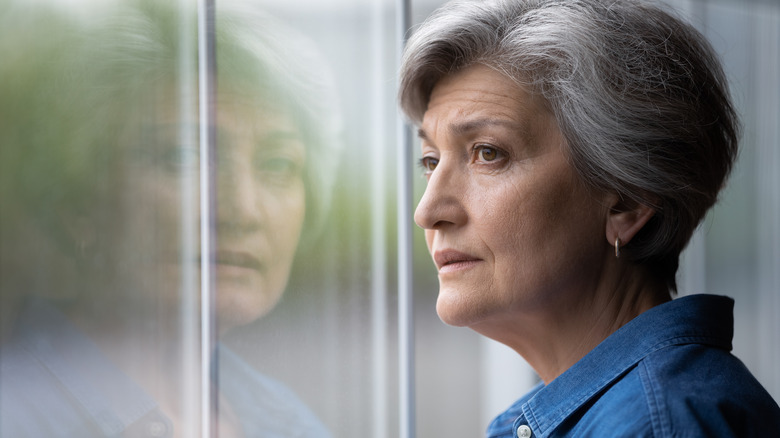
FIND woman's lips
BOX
[200,251,264,273]
[433,249,482,274]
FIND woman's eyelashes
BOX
[472,143,507,165]
[419,155,439,175]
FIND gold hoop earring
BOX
[615,237,621,258]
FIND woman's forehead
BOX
[422,65,555,141]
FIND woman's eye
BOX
[261,157,300,175]
[419,156,439,173]
[165,146,199,170]
[473,144,503,163]
[257,152,305,187]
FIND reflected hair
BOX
[4,0,342,251]
[217,3,343,246]
[399,0,739,292]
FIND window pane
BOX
[0,0,203,436]
[1,0,402,437]
[216,1,400,437]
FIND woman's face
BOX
[415,64,610,328]
[101,98,306,331]
[212,100,307,327]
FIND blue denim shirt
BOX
[487,294,780,438]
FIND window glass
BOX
[1,0,204,436]
[218,1,400,437]
[0,0,400,436]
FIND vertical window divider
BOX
[198,0,218,437]
[179,0,200,436]
[370,1,390,437]
[397,0,414,437]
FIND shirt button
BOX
[517,424,532,438]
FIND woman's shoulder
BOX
[636,342,780,436]
[574,344,780,437]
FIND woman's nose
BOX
[216,159,264,233]
[413,160,466,230]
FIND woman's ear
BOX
[605,194,656,253]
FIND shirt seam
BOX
[639,358,664,438]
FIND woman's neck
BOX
[471,257,670,385]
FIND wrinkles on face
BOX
[416,64,610,329]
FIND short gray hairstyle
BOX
[399,0,739,292]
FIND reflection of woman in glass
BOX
[0,1,339,436]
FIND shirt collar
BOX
[522,294,734,437]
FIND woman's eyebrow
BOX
[418,118,523,143]
[450,118,520,137]
[261,129,303,143]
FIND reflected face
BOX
[213,100,306,327]
[414,64,609,328]
[106,98,306,331]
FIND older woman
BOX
[399,0,780,436]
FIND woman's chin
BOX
[216,286,281,332]
[435,289,482,328]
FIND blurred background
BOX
[0,0,777,437]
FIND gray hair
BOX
[399,0,739,292]
[2,0,341,251]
